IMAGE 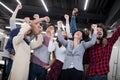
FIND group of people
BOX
[4,4,120,80]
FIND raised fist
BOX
[72,8,78,16]
[64,14,69,20]
[91,24,97,30]
[44,16,50,22]
[17,4,22,9]
[33,14,40,19]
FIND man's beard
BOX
[97,37,103,44]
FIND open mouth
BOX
[98,32,102,35]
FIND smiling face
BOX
[46,26,55,33]
[97,27,104,38]
[74,31,83,40]
[46,25,55,37]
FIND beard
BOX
[97,37,103,44]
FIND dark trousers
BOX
[60,68,83,80]
[28,63,47,80]
[86,74,108,80]
[5,59,13,80]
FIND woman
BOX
[28,16,56,80]
[57,21,97,80]
[46,14,72,80]
[46,30,67,80]
[9,19,43,80]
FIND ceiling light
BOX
[41,0,48,12]
[0,32,4,35]
[5,26,11,29]
[0,1,13,13]
[84,0,89,11]
[16,0,21,5]
[5,36,9,39]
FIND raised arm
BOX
[108,26,120,46]
[13,23,31,45]
[31,16,50,34]
[57,21,68,47]
[31,16,50,25]
[64,14,72,38]
[70,8,78,33]
[10,5,22,30]
[70,16,77,34]
[30,33,43,50]
[83,24,97,49]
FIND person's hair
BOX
[56,36,67,47]
[47,23,55,30]
[56,30,68,47]
[47,23,55,27]
[24,17,30,20]
[91,23,107,38]
[72,29,85,42]
[45,23,55,32]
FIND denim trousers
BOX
[5,59,13,80]
[28,63,47,80]
[86,74,108,80]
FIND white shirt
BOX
[48,39,66,63]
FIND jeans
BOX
[86,74,108,80]
[28,63,47,80]
[5,59,13,80]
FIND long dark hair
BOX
[72,29,85,42]
[56,35,68,47]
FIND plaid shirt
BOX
[84,26,120,76]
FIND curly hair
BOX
[91,23,107,38]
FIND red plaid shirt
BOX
[84,26,120,77]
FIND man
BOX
[29,16,56,80]
[85,23,120,80]
[70,7,120,80]
[83,28,91,42]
